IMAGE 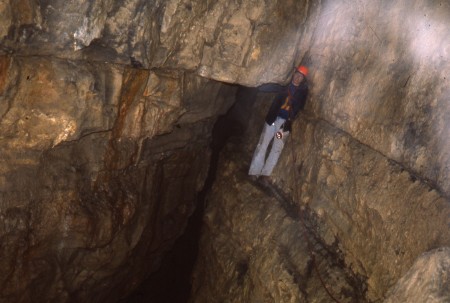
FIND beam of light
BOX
[308,0,450,190]
[405,5,450,186]
[408,9,449,68]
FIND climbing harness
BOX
[280,85,296,113]
[280,96,292,112]
[288,109,342,303]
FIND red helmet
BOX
[296,65,308,76]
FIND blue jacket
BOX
[259,81,309,132]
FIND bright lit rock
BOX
[384,247,450,303]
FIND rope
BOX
[288,112,342,303]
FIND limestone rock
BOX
[280,118,450,301]
[278,1,450,299]
[384,247,450,303]
[192,88,450,302]
[191,149,368,303]
[0,55,236,302]
[202,0,449,300]
[0,0,315,86]
[1,0,450,302]
[307,0,450,197]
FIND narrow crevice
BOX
[119,86,258,303]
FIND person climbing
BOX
[248,65,309,183]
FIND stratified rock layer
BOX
[0,0,314,86]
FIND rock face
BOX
[0,0,449,302]
[191,86,450,302]
[0,0,313,86]
[191,144,369,303]
[0,55,237,302]
[191,0,450,302]
[384,247,450,303]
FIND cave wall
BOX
[192,0,450,302]
[0,0,316,301]
[308,0,450,196]
[1,0,449,302]
[0,55,237,302]
[287,0,450,299]
[0,0,313,86]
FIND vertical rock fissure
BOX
[119,85,251,303]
